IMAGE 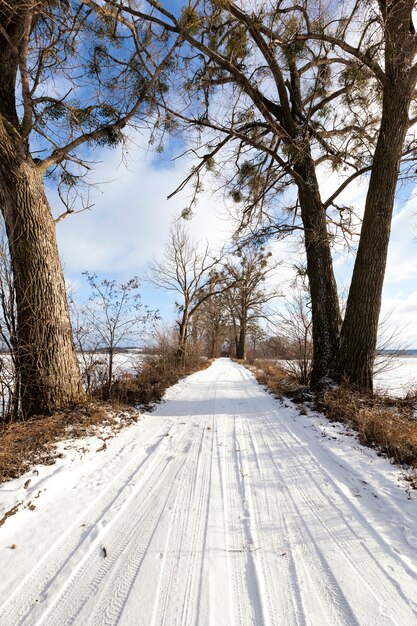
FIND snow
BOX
[374,355,417,396]
[1,358,417,625]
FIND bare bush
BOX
[324,386,417,467]
[71,274,155,399]
[108,325,208,406]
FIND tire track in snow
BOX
[148,412,213,625]
[29,422,193,626]
[43,384,219,626]
[235,364,417,624]
[237,411,361,624]
[87,419,210,626]
[228,371,354,626]
[44,373,221,626]
[244,364,417,579]
[3,359,417,626]
[0,420,174,626]
[220,412,265,626]
[237,414,306,626]
[255,395,417,620]
[149,376,223,626]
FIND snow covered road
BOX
[1,358,417,626]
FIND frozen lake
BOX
[374,355,417,397]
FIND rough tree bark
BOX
[0,2,84,417]
[0,125,83,417]
[295,152,342,388]
[176,308,190,362]
[339,0,417,390]
[236,322,246,360]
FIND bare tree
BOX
[149,223,224,360]
[273,291,313,386]
[116,0,417,391]
[197,292,231,358]
[113,0,382,386]
[223,247,279,360]
[246,323,267,362]
[0,220,19,420]
[79,274,154,399]
[70,295,106,397]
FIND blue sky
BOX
[49,130,417,349]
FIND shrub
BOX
[250,359,306,397]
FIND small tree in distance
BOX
[80,273,156,399]
[223,247,280,360]
[0,221,19,421]
[274,291,313,386]
[148,223,226,362]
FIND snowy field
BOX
[374,355,417,396]
[0,359,416,625]
[89,353,417,397]
[278,355,417,397]
[81,349,146,378]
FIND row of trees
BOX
[149,224,279,361]
[1,0,416,419]
[149,225,313,382]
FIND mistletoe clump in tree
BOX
[115,0,382,387]
[116,0,417,390]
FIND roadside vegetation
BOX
[0,341,211,484]
[323,385,417,468]
[1,213,417,482]
[250,358,417,474]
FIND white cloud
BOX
[385,195,417,283]
[54,139,235,279]
[379,290,417,348]
[49,132,417,346]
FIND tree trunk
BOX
[107,347,114,399]
[176,309,189,363]
[0,134,83,417]
[339,1,416,390]
[295,156,342,387]
[236,322,246,360]
[339,83,412,389]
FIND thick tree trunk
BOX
[236,322,246,360]
[339,1,416,390]
[295,157,342,388]
[0,137,83,417]
[339,83,412,389]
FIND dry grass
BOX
[249,360,417,470]
[248,359,308,398]
[0,402,139,484]
[0,354,211,485]
[323,386,417,467]
[108,354,210,406]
